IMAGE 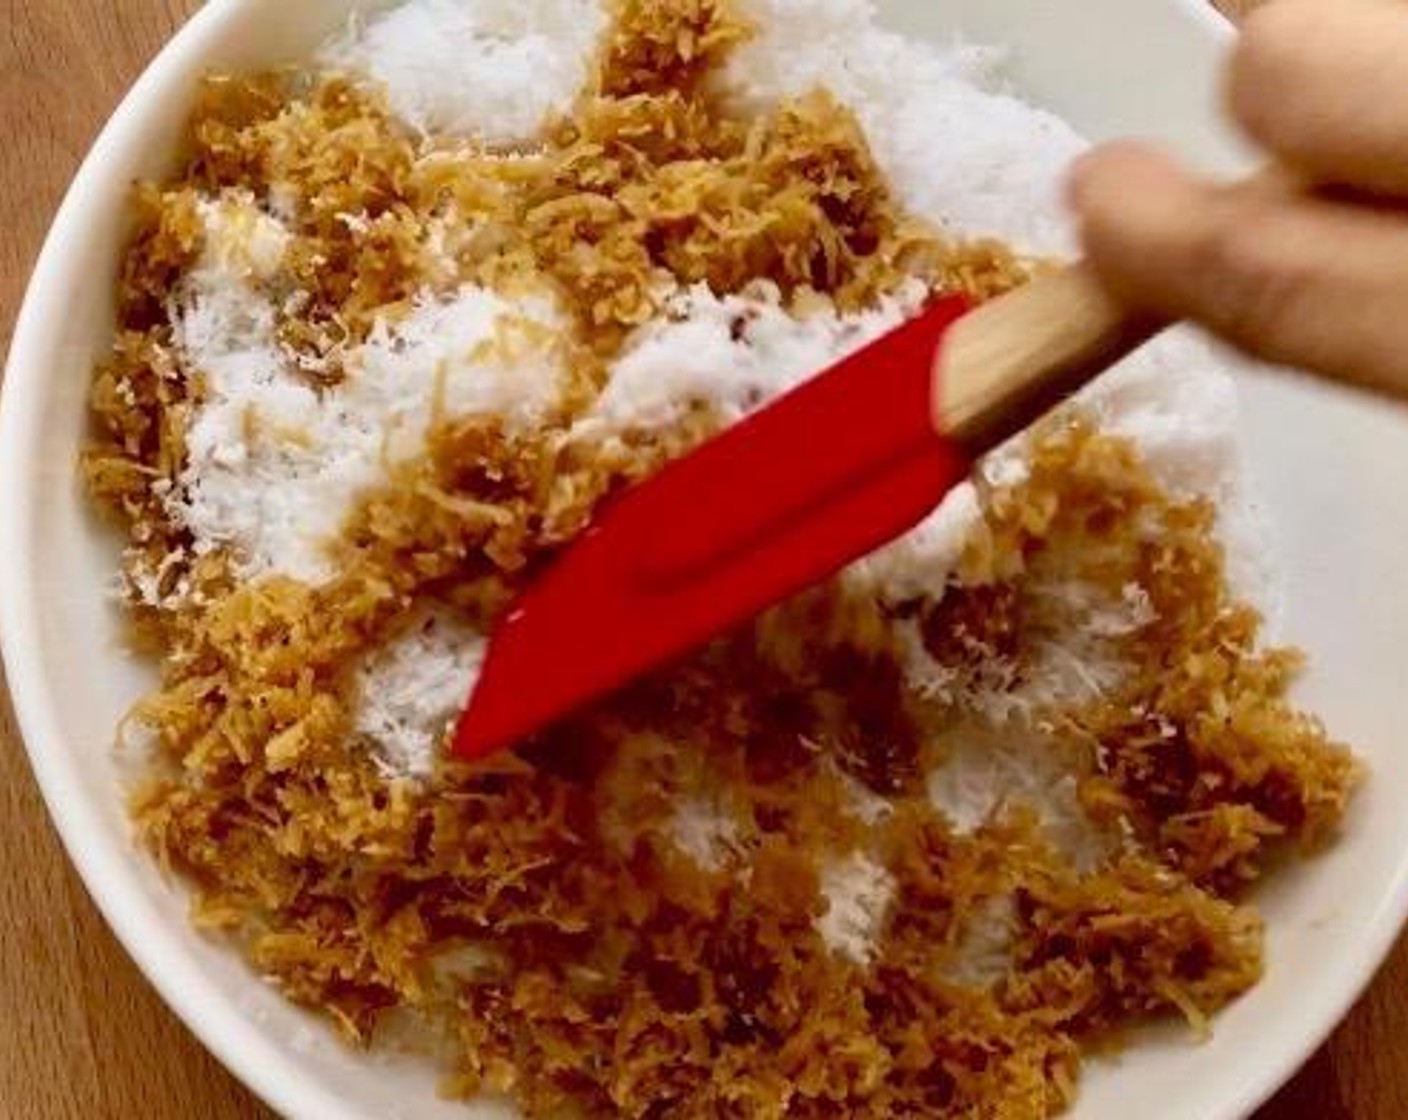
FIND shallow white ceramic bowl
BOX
[5,1,1408,1117]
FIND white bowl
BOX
[5,2,1408,1117]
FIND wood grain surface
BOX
[1,1,1404,1117]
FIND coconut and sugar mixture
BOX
[83,0,1359,1116]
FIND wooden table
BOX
[1,1,1405,1116]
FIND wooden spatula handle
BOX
[933,266,1164,451]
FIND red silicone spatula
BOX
[453,267,1158,759]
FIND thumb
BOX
[1070,140,1408,402]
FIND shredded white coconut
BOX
[927,725,1114,871]
[670,797,743,872]
[725,0,1087,256]
[125,543,193,610]
[323,0,607,143]
[817,851,897,965]
[198,192,293,281]
[352,608,486,778]
[840,769,897,828]
[171,193,567,583]
[946,893,1018,989]
[579,280,927,435]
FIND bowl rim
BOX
[0,7,379,1115]
[3,1,1403,1118]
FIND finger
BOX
[1071,141,1408,400]
[1229,0,1408,197]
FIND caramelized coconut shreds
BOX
[1008,853,1265,1034]
[965,425,1359,892]
[598,0,751,98]
[84,329,190,513]
[86,1,1361,1117]
[117,186,206,331]
[121,422,1354,1117]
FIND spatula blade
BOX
[453,296,973,759]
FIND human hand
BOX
[1071,0,1408,400]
